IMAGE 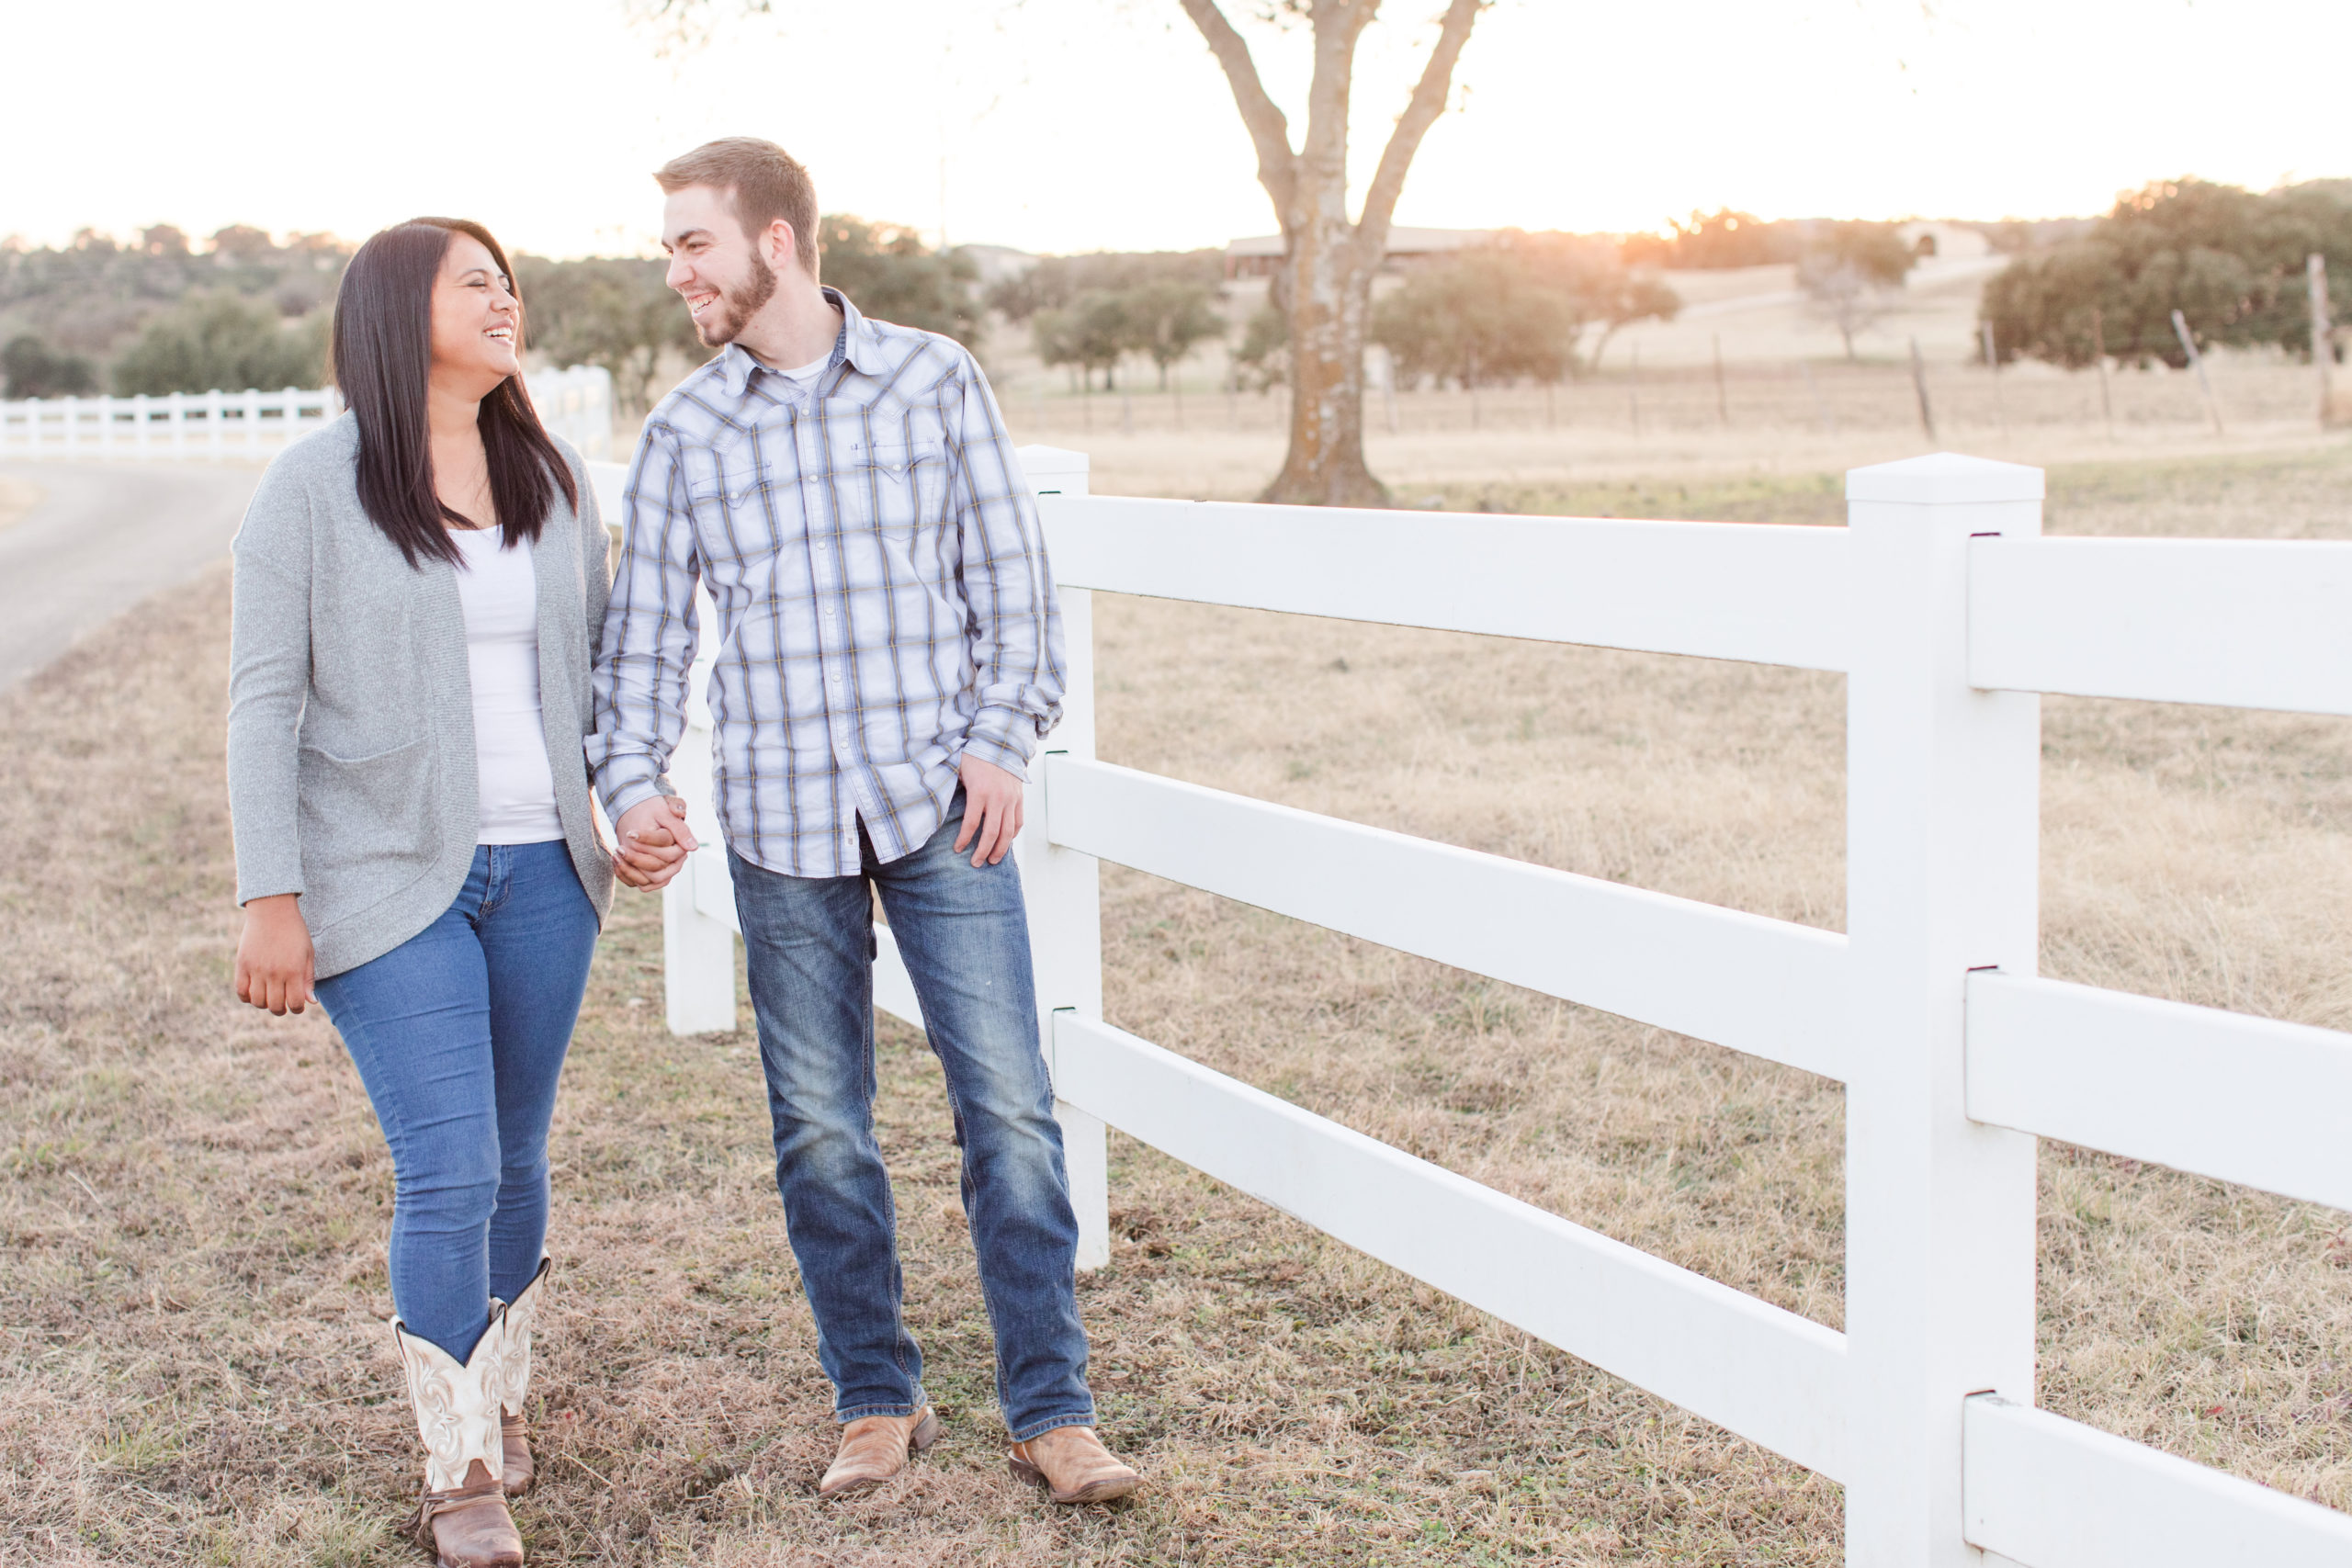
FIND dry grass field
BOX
[4,437,2349,1565]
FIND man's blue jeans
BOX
[315,841,598,1362]
[729,793,1095,1441]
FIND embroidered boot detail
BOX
[491,1258,550,1497]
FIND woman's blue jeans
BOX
[729,793,1096,1441]
[315,840,598,1363]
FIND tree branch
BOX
[1178,0,1300,228]
[1356,0,1486,252]
[1298,0,1378,182]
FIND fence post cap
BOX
[1847,451,2043,504]
[1015,444,1091,477]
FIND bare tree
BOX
[1182,0,1488,504]
[1800,256,1894,362]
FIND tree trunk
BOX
[1263,214,1384,506]
[1179,0,1486,509]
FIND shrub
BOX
[513,254,700,416]
[815,215,980,346]
[1981,178,2352,367]
[2,334,97,398]
[1372,232,1679,388]
[110,295,325,395]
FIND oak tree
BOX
[1181,0,1488,503]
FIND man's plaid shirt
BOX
[587,288,1066,877]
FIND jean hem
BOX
[834,1399,927,1424]
[1005,1410,1099,1443]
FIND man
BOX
[588,137,1139,1506]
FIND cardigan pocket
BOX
[296,736,437,889]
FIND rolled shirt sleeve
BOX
[948,350,1066,781]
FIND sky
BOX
[6,0,2346,259]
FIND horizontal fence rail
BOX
[1969,535,2352,716]
[1045,754,1849,1080]
[1963,1396,2352,1567]
[1039,494,1854,671]
[1052,1012,1852,1481]
[0,366,615,463]
[0,386,337,460]
[1964,971,2352,1211]
[649,445,2352,1564]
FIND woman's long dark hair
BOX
[331,217,578,569]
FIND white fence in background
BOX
[606,447,2352,1568]
[520,366,617,460]
[0,365,616,462]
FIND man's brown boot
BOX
[1006,1425,1141,1505]
[394,1316,525,1566]
[818,1405,942,1497]
[491,1259,551,1497]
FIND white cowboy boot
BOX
[393,1313,524,1567]
[491,1258,550,1497]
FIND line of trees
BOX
[1,225,346,399]
[0,216,984,408]
[1980,178,2352,367]
[985,251,1226,391]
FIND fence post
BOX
[662,584,737,1035]
[1013,443,1109,1271]
[1844,453,2043,1565]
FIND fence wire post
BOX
[1013,443,1111,1272]
[1844,453,2043,1565]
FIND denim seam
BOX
[834,1399,925,1424]
[864,991,922,1400]
[1007,1412,1100,1444]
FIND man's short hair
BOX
[655,138,820,278]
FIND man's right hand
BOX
[614,795,700,890]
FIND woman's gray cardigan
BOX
[226,412,616,979]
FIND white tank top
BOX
[450,526,564,845]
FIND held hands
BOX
[614,795,700,890]
[614,762,1015,883]
[234,894,316,1015]
[955,753,1025,867]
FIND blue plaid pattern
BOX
[587,288,1065,877]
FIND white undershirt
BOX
[768,352,829,408]
[450,526,564,845]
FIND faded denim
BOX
[729,791,1094,1440]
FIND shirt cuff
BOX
[958,708,1039,783]
[599,773,671,825]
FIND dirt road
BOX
[0,461,262,688]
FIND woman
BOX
[227,218,637,1568]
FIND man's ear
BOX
[765,219,799,276]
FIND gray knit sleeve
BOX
[224,464,315,907]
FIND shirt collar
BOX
[712,287,880,400]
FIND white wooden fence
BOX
[608,447,2352,1568]
[0,365,616,462]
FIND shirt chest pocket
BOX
[852,439,950,539]
[685,473,806,569]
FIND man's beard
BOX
[699,254,779,347]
